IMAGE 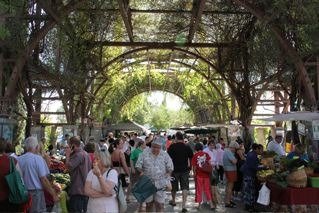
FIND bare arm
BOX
[237,149,246,160]
[40,176,59,202]
[130,159,135,174]
[120,152,130,175]
[231,158,237,164]
[84,181,105,198]
[91,164,116,196]
[96,175,115,196]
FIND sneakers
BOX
[181,208,188,212]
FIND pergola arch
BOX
[1,0,317,143]
[95,71,231,124]
[95,47,219,80]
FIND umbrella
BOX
[260,111,319,121]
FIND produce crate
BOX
[309,177,319,188]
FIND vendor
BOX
[287,143,309,161]
[240,144,264,212]
[267,133,285,156]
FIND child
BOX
[191,143,215,210]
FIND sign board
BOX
[0,118,16,143]
[63,125,78,137]
[31,126,44,142]
[297,122,306,135]
[312,120,319,140]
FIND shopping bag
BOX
[106,169,127,212]
[115,178,127,213]
[257,183,270,206]
[52,201,62,213]
[5,158,29,204]
[132,175,157,203]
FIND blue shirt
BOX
[241,151,259,177]
[286,152,309,162]
[223,149,237,171]
[18,152,50,190]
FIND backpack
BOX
[5,157,29,204]
[106,169,127,212]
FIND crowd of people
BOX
[0,130,302,213]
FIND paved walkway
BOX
[126,176,247,212]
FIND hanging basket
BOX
[286,168,307,188]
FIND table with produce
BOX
[257,151,319,212]
[44,155,70,213]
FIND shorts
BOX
[225,171,237,182]
[145,190,166,204]
[171,171,190,191]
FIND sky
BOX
[147,91,185,110]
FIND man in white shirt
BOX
[267,134,286,156]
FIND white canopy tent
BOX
[260,111,319,122]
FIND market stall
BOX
[257,152,319,212]
[267,181,319,212]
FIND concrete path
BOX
[126,176,247,213]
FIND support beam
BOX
[117,0,134,42]
[78,8,251,15]
[32,111,66,115]
[188,0,206,43]
[87,41,242,48]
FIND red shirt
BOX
[0,154,16,201]
[191,151,211,178]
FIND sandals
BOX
[225,203,236,208]
[169,200,176,206]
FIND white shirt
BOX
[203,147,217,166]
[267,140,286,156]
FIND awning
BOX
[108,120,149,132]
[184,126,218,134]
[260,111,319,121]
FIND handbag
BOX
[106,169,127,212]
[115,179,127,212]
[132,175,157,203]
[5,157,29,204]
[200,161,213,173]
